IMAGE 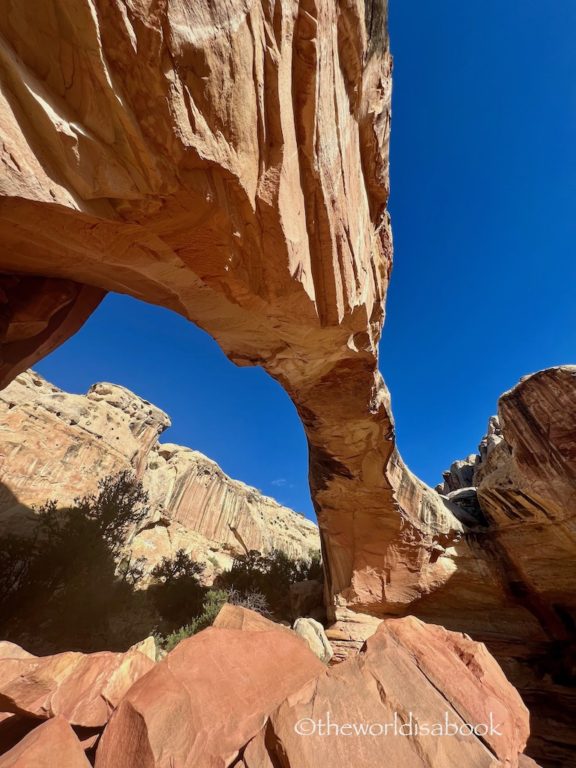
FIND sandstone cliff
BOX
[0,370,319,576]
[435,366,576,766]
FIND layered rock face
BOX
[436,367,576,767]
[0,0,472,621]
[0,370,319,573]
[436,367,576,647]
[475,367,576,627]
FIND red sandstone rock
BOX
[0,716,91,768]
[254,616,530,768]
[0,713,36,756]
[0,646,154,727]
[212,603,289,632]
[476,366,576,627]
[95,624,324,768]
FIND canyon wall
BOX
[434,366,576,766]
[0,370,319,577]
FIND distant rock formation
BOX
[0,370,319,577]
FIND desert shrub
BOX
[215,548,322,619]
[0,472,152,651]
[158,587,271,652]
[148,549,206,628]
[160,588,229,651]
[228,587,270,616]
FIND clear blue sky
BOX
[36,0,576,520]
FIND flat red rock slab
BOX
[0,647,154,727]
[0,716,91,768]
[95,623,324,768]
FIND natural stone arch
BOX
[0,0,468,623]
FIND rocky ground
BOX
[0,606,536,768]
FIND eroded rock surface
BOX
[0,716,91,768]
[475,367,576,623]
[435,367,576,767]
[243,615,531,768]
[0,646,154,727]
[0,369,319,574]
[94,619,324,767]
[0,0,474,624]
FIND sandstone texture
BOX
[94,618,325,767]
[0,716,91,768]
[243,615,530,768]
[475,367,576,625]
[0,646,154,727]
[212,602,288,633]
[0,369,319,575]
[0,0,474,625]
[435,367,576,767]
[0,610,539,768]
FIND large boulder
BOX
[293,618,333,664]
[245,616,530,768]
[0,646,154,727]
[95,622,324,767]
[211,603,287,633]
[0,716,91,768]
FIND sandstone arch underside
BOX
[0,0,533,628]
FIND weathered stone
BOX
[0,716,91,768]
[128,637,157,662]
[476,366,576,623]
[436,455,479,494]
[94,623,324,768]
[0,645,154,727]
[293,617,333,663]
[212,603,285,633]
[0,0,471,627]
[252,616,530,767]
[0,370,320,574]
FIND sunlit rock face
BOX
[476,366,576,623]
[0,0,471,617]
[0,370,320,575]
[433,367,576,767]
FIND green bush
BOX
[160,589,230,651]
[0,471,152,651]
[148,549,206,628]
[158,587,272,652]
[215,548,322,619]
